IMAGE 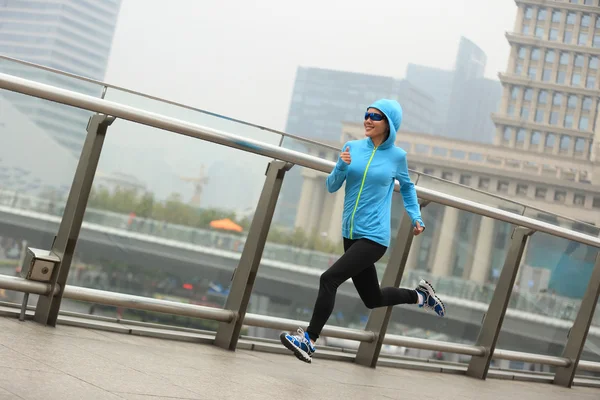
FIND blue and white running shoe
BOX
[279,328,315,363]
[416,279,446,317]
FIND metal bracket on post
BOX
[214,160,292,350]
[355,205,426,367]
[554,252,600,388]
[466,226,534,379]
[33,114,115,327]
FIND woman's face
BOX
[364,108,388,140]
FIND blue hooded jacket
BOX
[326,99,424,248]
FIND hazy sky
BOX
[104,0,517,132]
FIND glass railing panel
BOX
[389,205,516,361]
[495,233,599,373]
[0,86,97,307]
[60,90,279,331]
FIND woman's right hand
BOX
[340,147,351,164]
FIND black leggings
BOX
[306,238,417,341]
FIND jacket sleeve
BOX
[395,151,424,228]
[326,142,349,193]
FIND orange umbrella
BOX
[209,218,243,232]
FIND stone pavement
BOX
[0,315,598,400]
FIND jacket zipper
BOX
[350,146,377,239]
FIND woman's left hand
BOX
[413,221,424,236]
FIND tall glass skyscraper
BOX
[0,0,122,153]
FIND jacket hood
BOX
[367,99,402,149]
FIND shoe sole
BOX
[279,332,312,363]
[418,279,446,317]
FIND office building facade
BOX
[0,0,122,153]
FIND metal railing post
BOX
[466,226,534,379]
[34,113,114,326]
[554,252,600,388]
[214,160,292,350]
[354,210,417,367]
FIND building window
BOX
[423,168,434,175]
[553,93,563,106]
[546,133,556,147]
[582,14,591,27]
[442,172,453,181]
[549,112,559,125]
[587,76,596,89]
[567,12,576,25]
[536,26,545,38]
[518,47,527,59]
[575,54,585,67]
[545,50,555,63]
[560,52,569,65]
[516,184,528,197]
[507,105,515,116]
[511,86,520,99]
[594,35,600,48]
[593,197,600,209]
[575,138,586,152]
[564,30,573,44]
[583,96,593,110]
[478,178,490,190]
[535,109,544,123]
[542,69,552,81]
[538,90,548,104]
[580,116,589,130]
[460,175,472,186]
[531,131,541,146]
[554,191,566,203]
[572,73,581,86]
[523,25,530,35]
[579,33,589,45]
[535,187,547,199]
[568,95,578,109]
[433,147,448,156]
[549,28,559,41]
[525,7,533,19]
[565,114,574,128]
[531,48,541,61]
[557,70,566,84]
[497,181,509,193]
[590,56,599,69]
[538,9,547,20]
[503,126,512,141]
[560,135,571,150]
[574,194,586,206]
[552,10,561,23]
[516,62,524,75]
[524,88,533,101]
[528,67,537,80]
[517,129,526,143]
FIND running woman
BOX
[280,99,446,363]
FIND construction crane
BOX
[180,165,209,207]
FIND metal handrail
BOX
[1,72,599,248]
[3,55,592,231]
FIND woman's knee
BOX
[320,270,340,289]
[362,296,382,309]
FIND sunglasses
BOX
[364,112,385,122]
